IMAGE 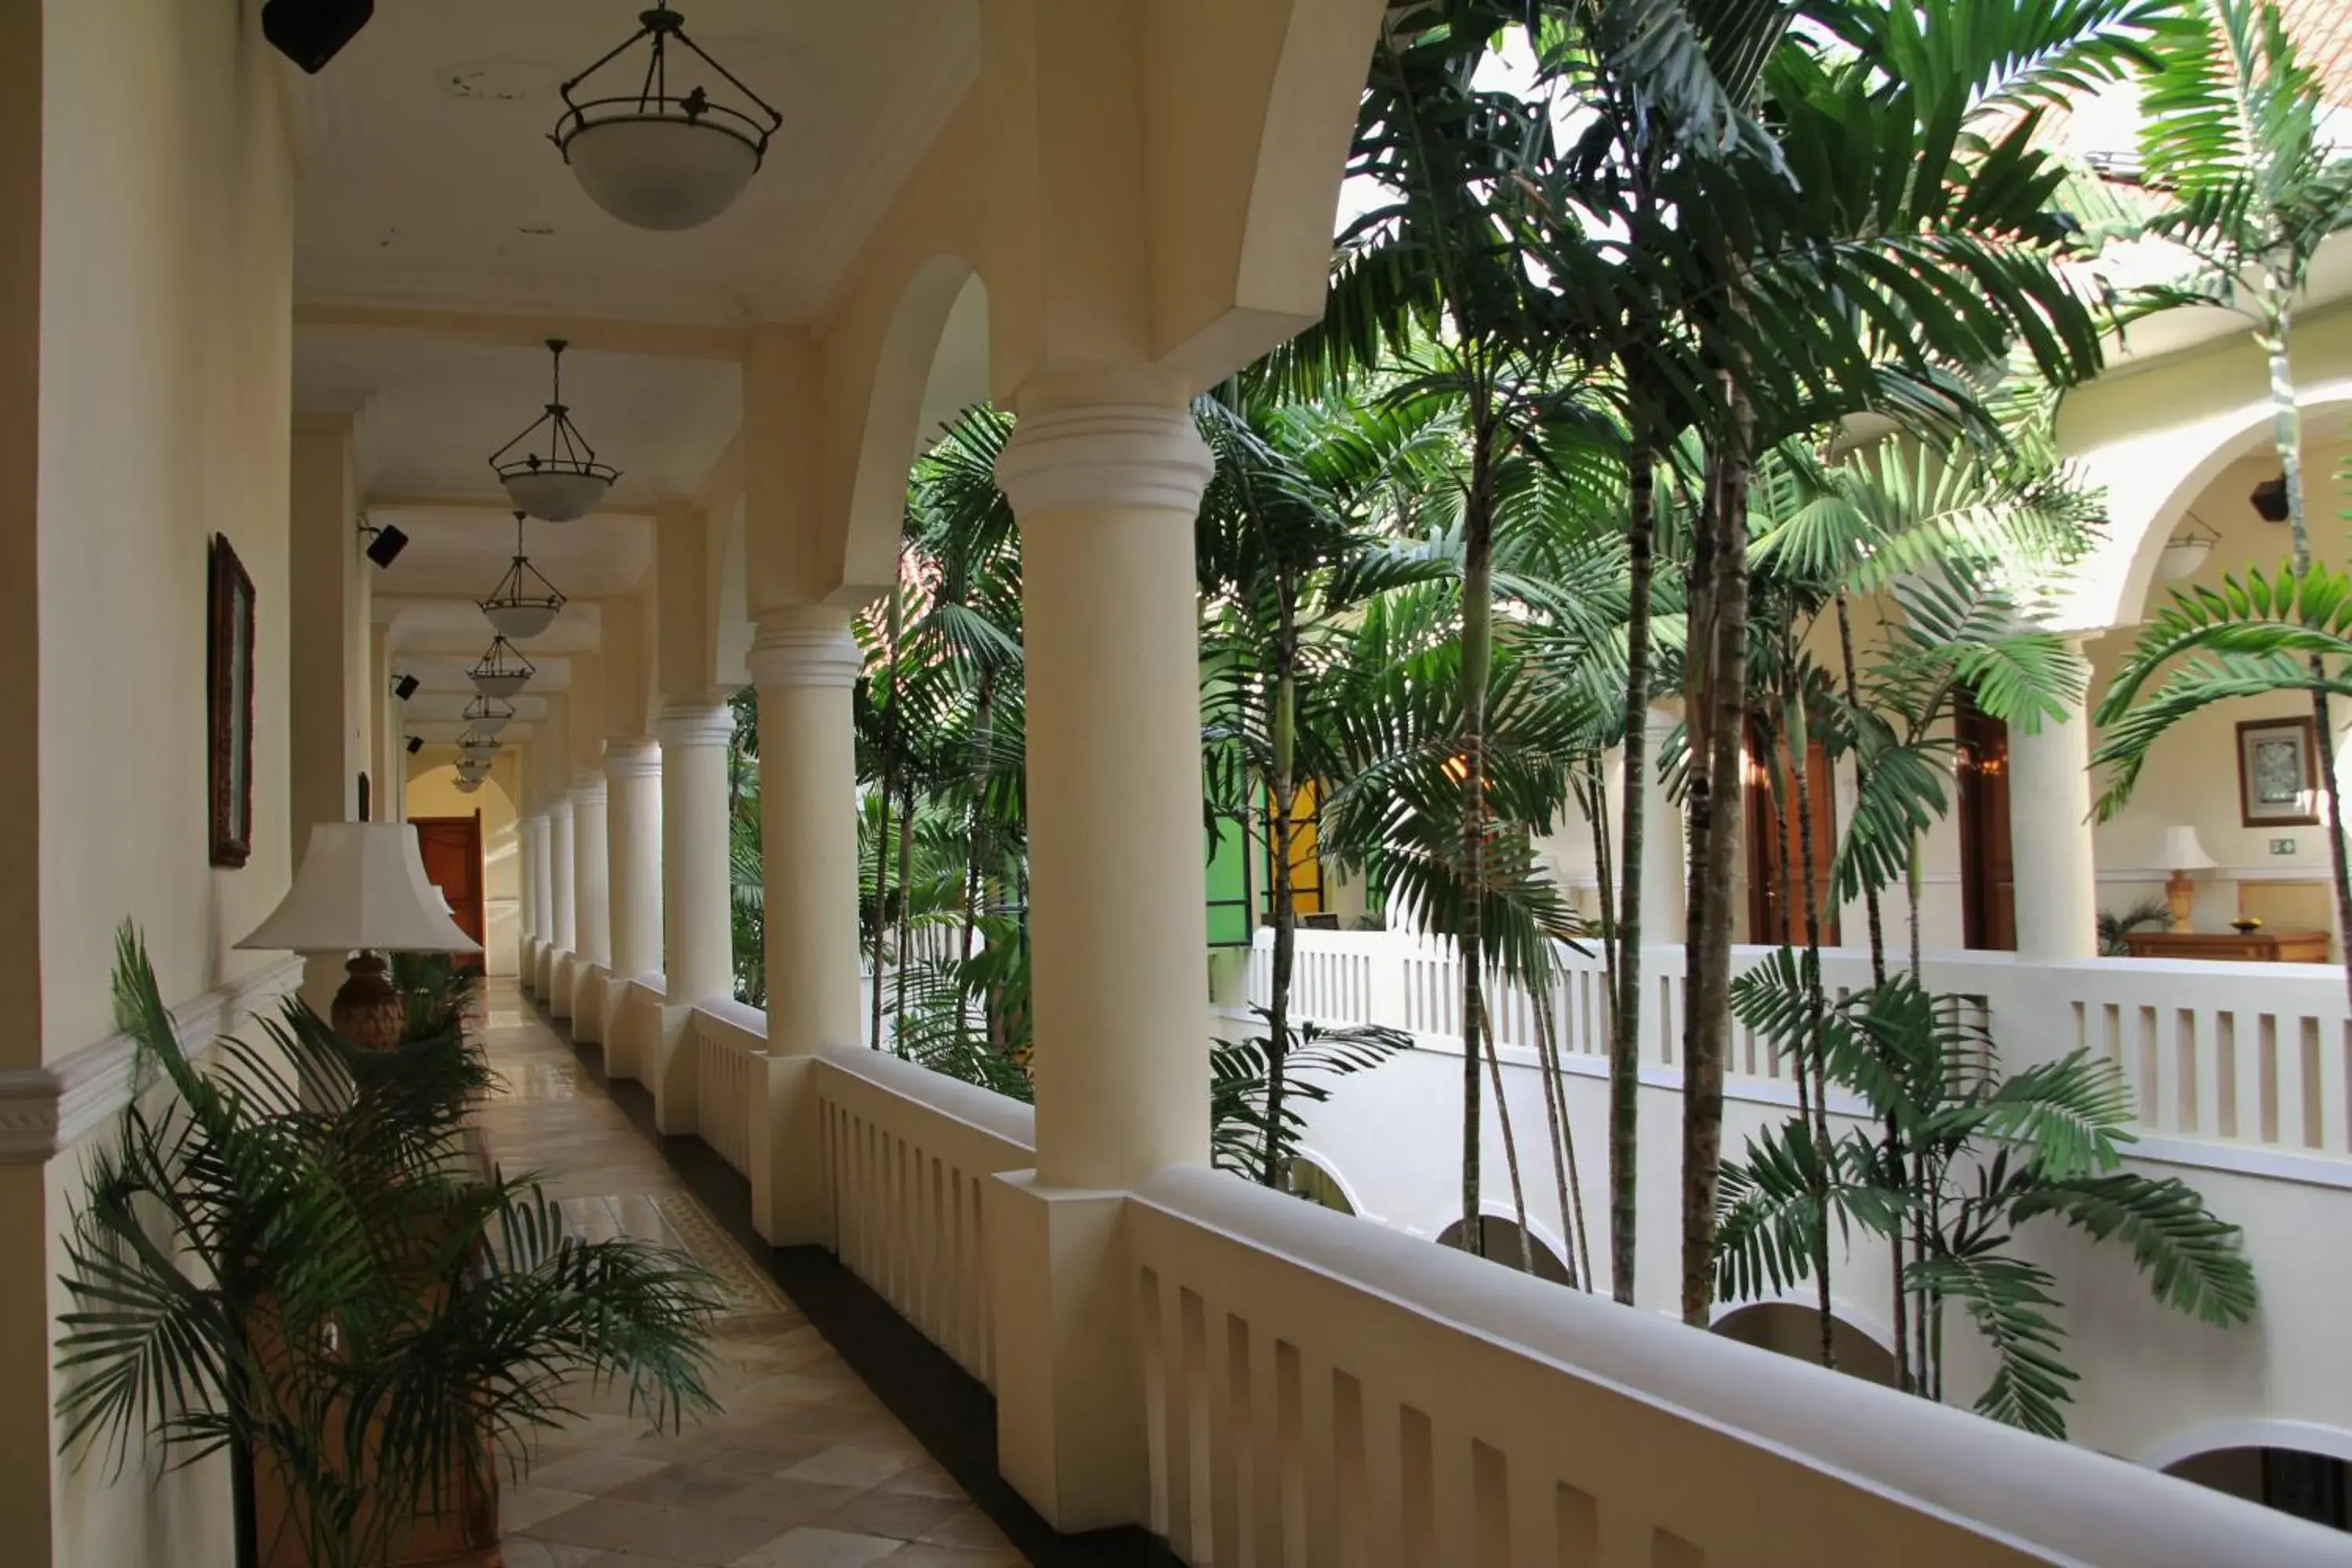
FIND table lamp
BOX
[238,822,481,1049]
[2158,825,2218,932]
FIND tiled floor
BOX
[473,986,1025,1567]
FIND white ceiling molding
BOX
[0,956,305,1163]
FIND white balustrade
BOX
[812,1048,1035,1388]
[1254,928,2352,1166]
[688,1000,768,1176]
[1127,1163,2342,1567]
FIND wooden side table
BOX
[2120,928,2332,963]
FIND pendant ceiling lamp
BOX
[454,775,485,795]
[463,694,516,736]
[481,510,568,640]
[469,637,535,700]
[550,3,782,233]
[490,339,619,522]
[456,733,499,764]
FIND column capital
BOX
[993,404,1213,517]
[748,608,860,691]
[655,700,738,749]
[568,773,607,805]
[604,739,662,779]
[547,797,573,820]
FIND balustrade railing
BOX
[1247,928,2352,1165]
[811,1048,1034,1388]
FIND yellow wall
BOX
[4,2,296,1563]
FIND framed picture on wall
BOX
[207,533,256,867]
[2237,716,2321,828]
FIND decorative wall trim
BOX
[0,955,306,1163]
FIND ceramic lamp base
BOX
[2165,869,2196,932]
[331,951,408,1051]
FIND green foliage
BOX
[1715,953,2256,1438]
[56,927,721,1568]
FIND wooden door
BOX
[1744,720,1842,947]
[412,815,485,969]
[1955,691,2016,951]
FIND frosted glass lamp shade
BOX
[237,823,481,956]
[2158,826,2217,871]
[564,117,760,231]
[499,467,611,524]
[472,671,530,701]
[484,601,561,641]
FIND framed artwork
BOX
[208,533,256,867]
[2236,716,2321,828]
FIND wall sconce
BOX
[2251,477,2290,523]
[405,735,423,756]
[392,673,420,702]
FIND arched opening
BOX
[1287,1156,1357,1215]
[406,757,520,976]
[1435,1215,1573,1285]
[2165,1444,2350,1534]
[1711,1301,1900,1388]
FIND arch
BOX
[2147,1420,2352,1533]
[1149,0,1392,387]
[1287,1151,1363,1217]
[2140,1417,2352,1476]
[2057,375,2352,633]
[1709,1299,1900,1388]
[1434,1212,1575,1287]
[835,257,987,605]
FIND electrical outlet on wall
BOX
[2270,837,2297,855]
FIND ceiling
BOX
[292,0,980,324]
[289,2,989,710]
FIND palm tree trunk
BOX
[1610,444,1656,1305]
[1786,684,1838,1370]
[1261,612,1301,1187]
[869,783,893,1051]
[1682,370,1754,1327]
[1531,978,1583,1288]
[2260,319,2352,1011]
[1454,390,1497,1255]
[960,671,996,964]
[893,780,916,1058]
[1479,1010,1536,1274]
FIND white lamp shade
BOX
[2158,826,2218,872]
[564,117,760,232]
[236,822,481,956]
[472,712,511,737]
[472,671,531,701]
[500,468,611,524]
[454,776,485,794]
[483,601,561,641]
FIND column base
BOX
[574,965,608,1044]
[985,1173,1147,1534]
[750,1054,829,1247]
[519,939,539,996]
[652,1004,701,1136]
[601,977,637,1080]
[550,953,576,1020]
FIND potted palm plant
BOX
[55,927,721,1568]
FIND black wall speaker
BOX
[263,0,375,75]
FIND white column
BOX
[606,742,662,978]
[659,703,737,1004]
[518,815,540,985]
[652,700,736,1134]
[996,404,1215,1188]
[1638,708,1688,945]
[548,800,577,1017]
[603,740,662,1075]
[745,610,863,1242]
[570,772,612,1039]
[530,811,555,948]
[985,402,1214,1534]
[2009,666,2097,962]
